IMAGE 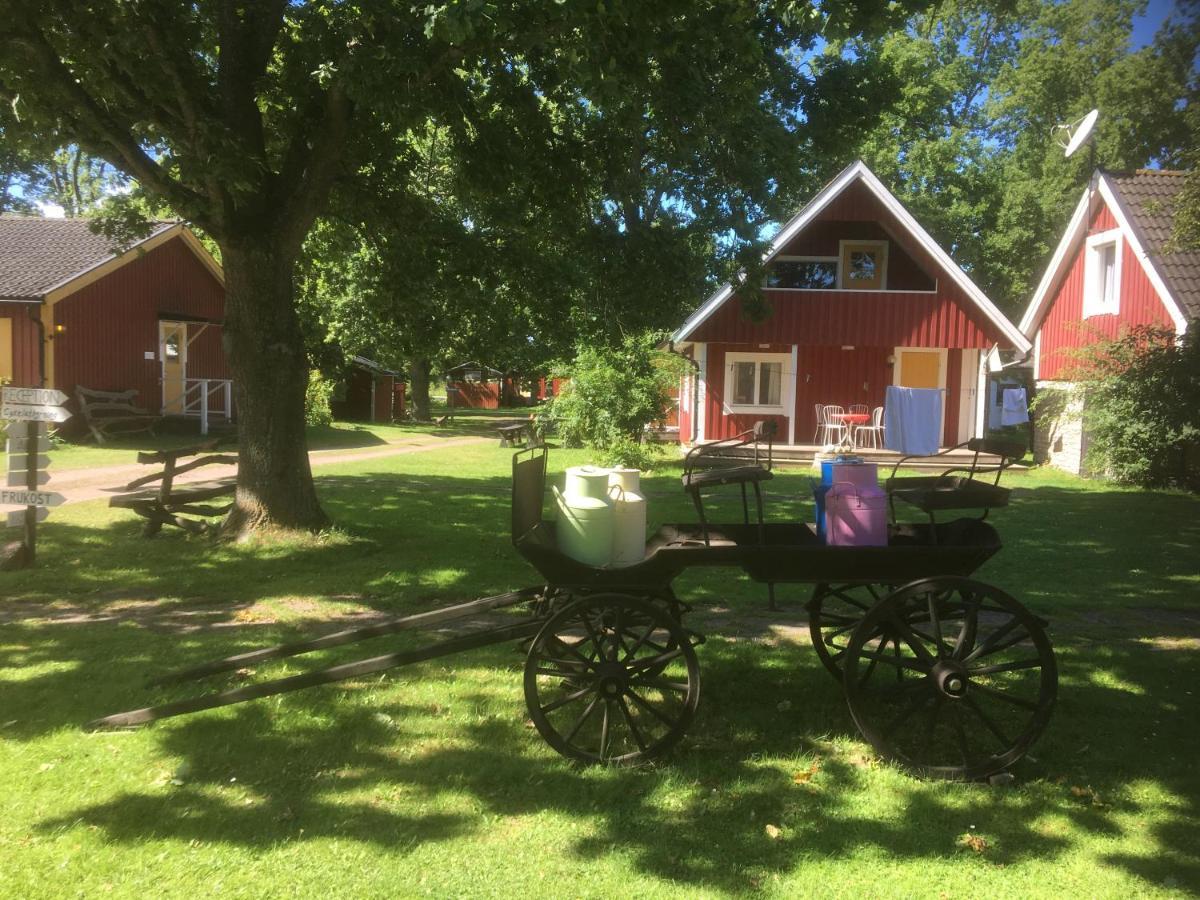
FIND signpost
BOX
[2,387,70,565]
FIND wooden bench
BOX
[76,386,160,444]
[107,439,238,536]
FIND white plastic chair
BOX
[856,406,885,449]
[817,404,847,446]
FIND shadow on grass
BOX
[6,468,1200,890]
[30,635,1200,892]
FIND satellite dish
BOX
[1054,109,1099,158]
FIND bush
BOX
[305,370,335,427]
[537,333,686,466]
[1070,326,1200,489]
[596,436,664,471]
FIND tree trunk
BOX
[410,358,432,421]
[220,238,329,535]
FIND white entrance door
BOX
[160,320,188,414]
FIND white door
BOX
[160,320,188,414]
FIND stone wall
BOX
[1033,382,1088,475]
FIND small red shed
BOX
[0,216,231,425]
[1019,169,1198,474]
[671,161,1030,448]
[331,355,403,423]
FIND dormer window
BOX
[839,240,887,290]
[1083,229,1122,317]
[766,257,838,289]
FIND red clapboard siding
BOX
[52,236,226,411]
[374,375,394,422]
[792,346,891,442]
[451,381,500,409]
[1037,201,1172,381]
[703,343,791,441]
[0,303,43,385]
[691,286,1002,348]
[393,382,406,419]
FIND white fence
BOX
[179,379,235,435]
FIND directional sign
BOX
[5,437,51,454]
[8,454,51,471]
[1,404,71,423]
[4,421,47,437]
[7,470,50,487]
[0,489,65,507]
[7,507,49,527]
[2,387,69,407]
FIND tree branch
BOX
[2,24,214,231]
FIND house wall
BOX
[374,375,395,422]
[1036,202,1173,382]
[1032,382,1087,475]
[702,343,791,441]
[450,381,500,409]
[0,302,42,385]
[50,236,227,413]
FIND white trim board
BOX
[1018,173,1189,339]
[672,160,1030,352]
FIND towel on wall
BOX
[884,386,942,456]
[1001,387,1030,426]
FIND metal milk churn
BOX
[607,467,647,567]
[552,466,615,566]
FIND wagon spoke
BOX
[962,694,1011,749]
[854,646,926,672]
[858,635,887,683]
[881,691,929,740]
[621,624,666,663]
[887,614,937,665]
[970,657,1043,676]
[970,681,1039,711]
[829,588,872,610]
[953,591,980,659]
[540,684,594,714]
[617,697,647,752]
[534,665,583,679]
[563,694,601,744]
[627,646,684,674]
[961,615,1025,664]
[950,707,971,764]
[927,592,948,658]
[626,688,676,726]
[631,675,688,693]
[598,701,612,759]
[918,698,943,760]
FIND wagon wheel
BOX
[524,594,700,765]
[842,577,1057,781]
[808,583,895,680]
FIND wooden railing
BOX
[179,379,235,435]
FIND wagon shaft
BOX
[88,620,541,730]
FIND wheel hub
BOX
[593,660,628,697]
[932,660,969,699]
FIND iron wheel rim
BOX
[842,577,1057,781]
[523,594,700,765]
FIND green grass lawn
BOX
[1,446,1197,898]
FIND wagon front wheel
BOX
[524,594,700,765]
[842,577,1057,781]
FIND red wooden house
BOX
[0,216,231,424]
[331,355,404,423]
[1019,169,1198,474]
[671,161,1030,448]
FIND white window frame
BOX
[725,351,789,413]
[838,239,889,290]
[764,255,839,290]
[1082,229,1123,318]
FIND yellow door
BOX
[898,350,941,389]
[160,321,187,413]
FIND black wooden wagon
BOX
[92,443,1056,781]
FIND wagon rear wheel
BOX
[808,583,894,680]
[842,577,1057,781]
[524,594,700,765]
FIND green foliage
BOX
[595,436,665,472]
[539,334,686,455]
[304,370,335,428]
[1072,327,1200,489]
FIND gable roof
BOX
[672,160,1030,352]
[1019,170,1195,337]
[0,216,219,302]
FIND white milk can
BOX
[607,467,647,567]
[552,466,614,566]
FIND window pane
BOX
[1102,243,1117,307]
[759,363,781,406]
[767,260,838,289]
[733,362,756,405]
[848,250,877,281]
